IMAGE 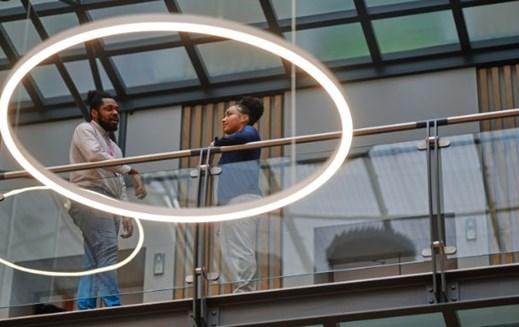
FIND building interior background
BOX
[0,0,519,326]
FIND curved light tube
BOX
[0,14,353,223]
[0,186,144,277]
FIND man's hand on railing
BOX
[129,168,147,199]
[120,217,134,238]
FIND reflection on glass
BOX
[2,19,41,55]
[0,173,191,311]
[464,2,519,43]
[373,11,458,54]
[112,48,198,88]
[339,313,446,327]
[285,24,369,62]
[272,0,355,19]
[210,137,432,290]
[441,128,519,269]
[457,304,519,327]
[177,0,266,24]
[31,64,69,98]
[198,40,283,78]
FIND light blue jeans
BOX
[70,200,121,309]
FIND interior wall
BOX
[284,68,479,157]
[125,105,182,173]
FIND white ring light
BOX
[0,186,144,277]
[0,14,353,223]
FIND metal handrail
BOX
[1,107,518,181]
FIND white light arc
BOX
[0,14,353,223]
[0,186,144,277]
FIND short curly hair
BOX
[237,96,264,125]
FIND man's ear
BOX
[90,109,97,121]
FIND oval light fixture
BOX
[0,14,353,223]
[0,186,144,276]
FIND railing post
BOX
[191,146,217,327]
[425,119,453,303]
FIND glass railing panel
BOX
[440,126,519,270]
[206,137,431,294]
[0,164,198,316]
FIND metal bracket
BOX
[421,244,457,257]
[190,166,222,178]
[417,137,450,150]
[207,307,220,327]
[186,267,220,284]
[426,286,435,304]
[447,282,459,302]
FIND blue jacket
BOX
[214,125,262,205]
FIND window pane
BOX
[89,1,172,45]
[0,47,6,60]
[0,2,21,9]
[197,40,283,78]
[0,70,31,102]
[64,60,115,94]
[366,0,428,7]
[373,11,458,54]
[177,0,266,24]
[458,304,519,326]
[464,2,519,42]
[40,13,84,51]
[339,313,446,327]
[40,13,80,36]
[31,65,69,98]
[112,48,197,88]
[285,24,369,62]
[2,19,41,55]
[272,0,355,19]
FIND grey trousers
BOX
[219,194,261,293]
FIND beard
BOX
[99,118,118,132]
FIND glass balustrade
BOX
[2,116,519,317]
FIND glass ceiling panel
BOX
[89,1,173,45]
[0,70,32,103]
[373,11,458,54]
[457,304,519,326]
[272,0,355,19]
[31,65,69,98]
[2,19,41,55]
[40,12,84,51]
[177,0,266,24]
[112,48,197,88]
[64,60,114,94]
[0,0,59,10]
[197,40,283,78]
[464,2,519,43]
[285,24,369,62]
[339,313,446,327]
[365,0,427,7]
[0,2,21,9]
[41,12,80,36]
